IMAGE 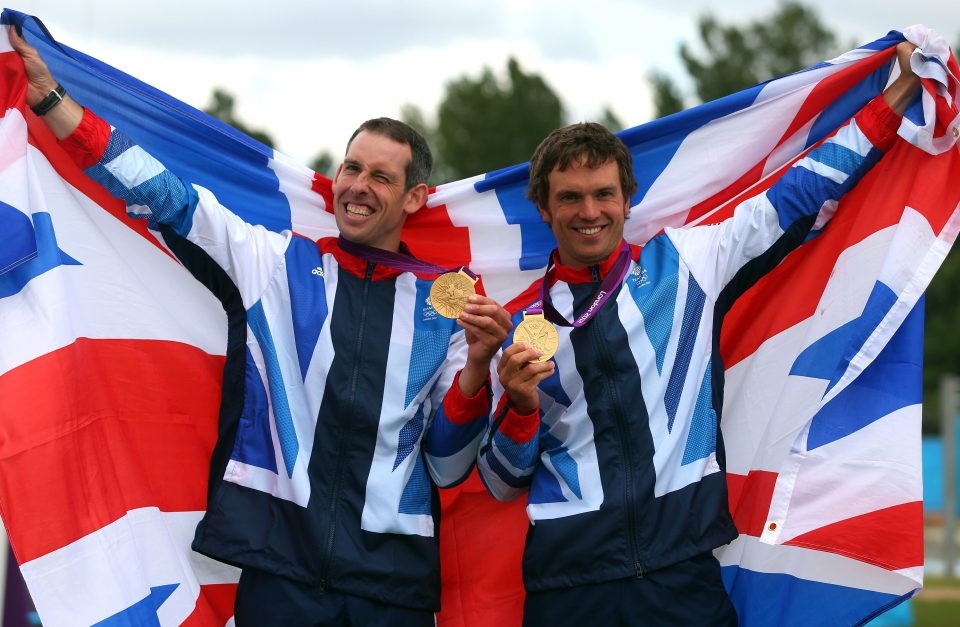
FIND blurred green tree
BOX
[652,1,838,117]
[404,58,626,184]
[596,106,624,133]
[925,248,960,431]
[402,57,563,183]
[310,150,335,178]
[203,88,275,149]
[435,57,564,182]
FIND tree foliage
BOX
[924,247,960,431]
[203,88,275,149]
[438,57,564,181]
[649,70,686,118]
[652,1,837,118]
[404,57,565,183]
[310,150,335,178]
[596,106,624,133]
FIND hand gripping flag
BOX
[1,8,959,626]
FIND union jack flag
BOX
[1,8,958,626]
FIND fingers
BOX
[498,343,554,414]
[457,313,508,343]
[896,41,918,55]
[883,41,922,113]
[461,295,512,330]
[8,25,35,59]
[8,25,58,104]
[895,41,918,75]
[458,295,512,355]
[498,343,554,382]
[499,342,538,366]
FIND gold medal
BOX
[430,269,478,318]
[513,312,559,362]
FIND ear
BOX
[537,204,552,225]
[403,183,429,216]
[332,163,343,183]
[623,198,631,220]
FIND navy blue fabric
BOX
[523,552,737,627]
[519,280,738,593]
[193,263,445,611]
[235,568,434,627]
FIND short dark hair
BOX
[347,118,433,190]
[527,122,637,209]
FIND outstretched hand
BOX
[456,294,513,396]
[883,41,921,114]
[7,26,83,138]
[8,26,57,107]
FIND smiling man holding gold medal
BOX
[478,42,922,627]
[10,26,513,626]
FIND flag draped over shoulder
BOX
[1,8,959,626]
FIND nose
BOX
[350,171,370,194]
[580,197,602,220]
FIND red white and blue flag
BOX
[1,8,959,626]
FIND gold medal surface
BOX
[430,269,477,318]
[513,312,559,362]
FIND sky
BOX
[4,0,959,167]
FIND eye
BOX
[374,173,390,183]
[343,163,360,173]
[597,189,614,199]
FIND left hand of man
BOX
[457,295,513,396]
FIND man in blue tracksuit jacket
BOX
[480,42,921,626]
[11,27,513,626]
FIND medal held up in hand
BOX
[514,312,560,362]
[336,236,478,319]
[518,242,633,363]
[430,269,478,319]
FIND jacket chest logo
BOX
[311,266,324,277]
[630,265,650,288]
[422,297,439,321]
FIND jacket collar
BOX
[549,241,634,285]
[318,237,408,280]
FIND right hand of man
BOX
[8,26,84,138]
[8,26,58,108]
[497,342,555,415]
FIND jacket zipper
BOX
[589,263,644,579]
[319,261,375,592]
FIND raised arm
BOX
[9,26,83,138]
[9,26,290,307]
[422,294,514,487]
[669,41,921,299]
[883,42,921,114]
[475,342,555,501]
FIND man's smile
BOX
[345,202,374,217]
[573,225,604,235]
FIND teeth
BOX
[576,226,602,235]
[346,203,372,217]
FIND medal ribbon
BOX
[337,236,477,279]
[530,241,631,328]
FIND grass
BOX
[911,576,960,627]
[912,599,960,626]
